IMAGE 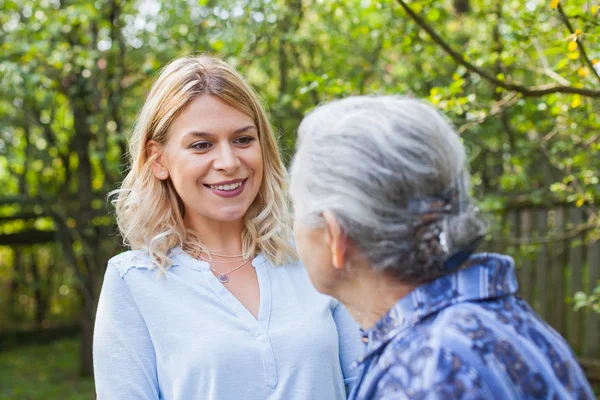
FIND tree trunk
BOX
[80,308,95,377]
[8,247,23,319]
[30,256,46,326]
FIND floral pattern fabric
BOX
[348,253,594,400]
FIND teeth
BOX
[209,181,243,191]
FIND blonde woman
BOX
[93,55,362,400]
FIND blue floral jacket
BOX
[348,253,594,400]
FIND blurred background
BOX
[0,0,599,398]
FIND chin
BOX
[213,207,250,222]
[311,280,333,296]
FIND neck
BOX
[334,262,417,331]
[184,213,245,256]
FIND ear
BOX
[322,210,348,270]
[147,140,169,180]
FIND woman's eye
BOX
[234,136,255,145]
[191,142,212,150]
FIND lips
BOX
[206,181,244,191]
[204,178,247,198]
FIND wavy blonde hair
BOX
[111,55,297,271]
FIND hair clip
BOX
[407,196,453,215]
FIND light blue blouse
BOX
[93,248,363,400]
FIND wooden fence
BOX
[482,204,600,372]
[1,202,599,382]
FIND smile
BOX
[207,181,243,191]
[204,178,248,198]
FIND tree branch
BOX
[457,94,519,135]
[394,0,600,97]
[557,3,600,84]
[0,230,56,245]
[530,37,571,86]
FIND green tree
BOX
[1,0,598,376]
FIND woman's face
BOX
[157,95,263,226]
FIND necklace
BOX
[200,258,243,264]
[210,259,250,283]
[200,249,244,258]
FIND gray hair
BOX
[290,96,488,283]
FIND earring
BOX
[161,171,167,177]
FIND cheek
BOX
[294,223,325,268]
[177,158,211,182]
[293,223,310,259]
[254,157,264,183]
[294,225,333,293]
[248,144,264,176]
[165,149,205,178]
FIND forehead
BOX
[168,95,256,140]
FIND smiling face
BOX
[151,95,264,227]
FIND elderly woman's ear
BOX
[323,211,348,270]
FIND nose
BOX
[213,143,240,173]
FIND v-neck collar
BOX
[169,246,271,329]
[168,247,278,388]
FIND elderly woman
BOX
[289,96,594,399]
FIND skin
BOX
[294,211,417,330]
[147,95,264,318]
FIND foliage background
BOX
[0,0,599,397]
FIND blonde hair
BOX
[111,55,297,271]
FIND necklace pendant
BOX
[218,274,229,283]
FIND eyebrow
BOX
[184,125,257,139]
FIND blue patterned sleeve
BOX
[370,335,495,400]
[374,352,494,400]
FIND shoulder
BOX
[374,320,489,398]
[434,298,594,398]
[376,351,488,399]
[108,249,155,278]
[375,304,495,385]
[378,299,554,397]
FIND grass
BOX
[0,338,95,400]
